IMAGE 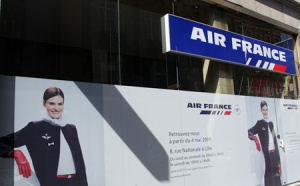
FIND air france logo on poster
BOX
[283,103,299,110]
[187,103,241,115]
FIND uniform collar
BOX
[262,118,270,123]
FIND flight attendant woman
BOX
[0,87,88,186]
[248,100,281,186]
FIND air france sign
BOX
[161,14,296,75]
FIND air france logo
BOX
[187,103,237,115]
[234,104,241,115]
[283,104,299,110]
[190,27,288,73]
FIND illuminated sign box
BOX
[161,14,296,75]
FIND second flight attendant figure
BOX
[248,100,281,186]
[0,87,88,186]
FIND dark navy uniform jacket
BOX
[248,119,281,174]
[0,120,88,186]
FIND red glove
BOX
[13,150,32,178]
[253,136,261,152]
[278,163,282,176]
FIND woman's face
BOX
[261,105,268,119]
[43,95,64,119]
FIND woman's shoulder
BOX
[256,119,273,125]
[256,119,264,123]
[62,124,78,134]
[28,120,47,124]
[64,123,76,129]
[17,120,53,133]
[27,120,56,127]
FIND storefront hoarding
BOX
[1,75,300,185]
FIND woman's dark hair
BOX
[260,100,268,109]
[43,87,64,102]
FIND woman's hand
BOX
[253,136,261,151]
[13,150,32,178]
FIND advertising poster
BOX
[102,86,253,186]
[0,76,105,186]
[246,97,282,186]
[275,99,300,184]
[1,75,300,186]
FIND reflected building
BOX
[0,0,299,98]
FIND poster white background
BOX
[275,99,300,184]
[103,85,253,186]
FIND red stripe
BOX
[273,64,287,72]
[224,111,231,115]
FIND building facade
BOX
[1,0,299,98]
[1,1,300,186]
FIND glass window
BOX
[0,0,296,96]
[227,10,297,99]
[0,0,208,92]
